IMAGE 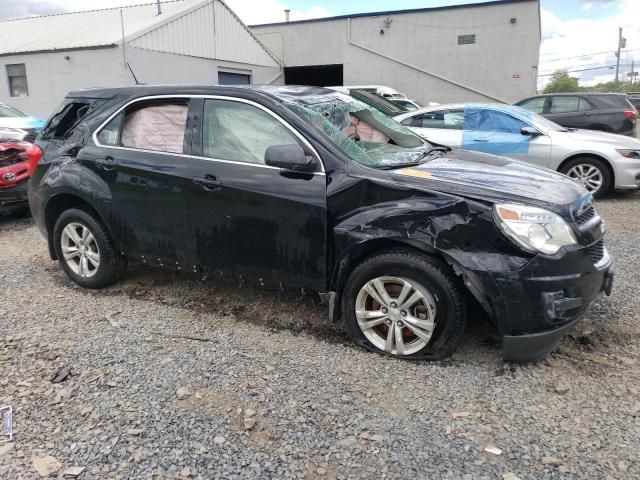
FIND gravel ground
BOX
[1,192,639,479]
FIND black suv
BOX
[29,86,614,362]
[516,93,637,137]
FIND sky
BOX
[1,0,638,90]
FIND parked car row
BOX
[26,85,614,363]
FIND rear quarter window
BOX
[591,95,633,109]
[42,100,100,140]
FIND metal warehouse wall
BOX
[0,47,281,119]
[252,0,540,105]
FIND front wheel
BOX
[341,250,467,360]
[560,157,611,198]
[53,208,125,289]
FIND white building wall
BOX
[0,46,281,119]
[252,0,540,105]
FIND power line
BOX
[540,48,640,63]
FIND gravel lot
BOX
[1,192,639,479]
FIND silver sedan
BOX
[394,104,640,197]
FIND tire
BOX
[341,250,467,360]
[559,157,611,198]
[53,207,125,289]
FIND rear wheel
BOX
[53,208,125,288]
[341,250,466,360]
[560,157,611,198]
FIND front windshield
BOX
[0,104,27,118]
[509,105,568,132]
[284,94,436,168]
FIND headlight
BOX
[617,149,640,159]
[493,203,577,255]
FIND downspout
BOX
[346,18,509,103]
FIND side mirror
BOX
[521,126,542,136]
[265,144,317,173]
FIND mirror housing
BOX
[265,144,317,173]
[521,126,542,136]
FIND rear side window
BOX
[549,96,580,113]
[96,101,188,154]
[42,101,93,140]
[401,110,464,130]
[518,97,546,114]
[202,99,300,164]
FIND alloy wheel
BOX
[355,276,437,355]
[566,164,603,193]
[60,222,101,278]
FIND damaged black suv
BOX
[29,86,614,362]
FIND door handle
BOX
[95,156,116,171]
[472,138,489,142]
[192,174,222,191]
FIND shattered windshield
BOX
[283,93,436,168]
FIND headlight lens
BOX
[493,203,577,255]
[617,149,640,159]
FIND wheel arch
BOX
[557,153,615,190]
[44,193,112,260]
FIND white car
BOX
[394,103,640,197]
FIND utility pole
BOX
[615,26,625,83]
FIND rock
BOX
[176,387,192,400]
[51,364,72,383]
[243,417,256,430]
[0,443,14,457]
[32,455,62,477]
[244,408,257,417]
[180,466,192,477]
[336,436,357,449]
[316,467,327,475]
[554,382,570,395]
[213,435,225,444]
[370,434,384,442]
[63,466,86,477]
[127,429,145,436]
[503,474,522,480]
[541,456,562,467]
[51,388,72,404]
[451,411,471,419]
[484,445,503,455]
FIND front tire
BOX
[53,208,124,289]
[560,157,611,198]
[341,250,467,360]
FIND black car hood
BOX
[389,149,589,215]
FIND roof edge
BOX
[249,0,538,28]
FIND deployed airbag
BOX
[121,104,187,153]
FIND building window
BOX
[458,34,476,45]
[218,71,251,85]
[6,64,29,97]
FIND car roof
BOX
[65,84,339,104]
[525,92,627,97]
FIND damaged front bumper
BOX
[0,179,29,213]
[462,247,614,363]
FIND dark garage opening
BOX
[218,71,251,85]
[284,64,343,87]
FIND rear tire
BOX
[53,208,125,289]
[559,157,611,198]
[341,250,467,360]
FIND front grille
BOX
[588,239,605,264]
[576,205,596,226]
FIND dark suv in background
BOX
[516,93,637,137]
[29,85,613,363]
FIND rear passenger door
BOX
[187,97,327,291]
[81,97,195,268]
[546,96,593,129]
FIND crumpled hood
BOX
[390,148,588,213]
[558,128,640,148]
[0,116,46,131]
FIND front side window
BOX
[550,96,580,113]
[465,109,527,134]
[97,101,188,154]
[202,99,300,164]
[6,64,28,97]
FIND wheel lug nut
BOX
[401,310,407,316]
[381,307,388,314]
[390,302,397,308]
[397,321,404,327]
[385,319,392,326]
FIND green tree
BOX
[543,71,581,93]
[588,80,634,93]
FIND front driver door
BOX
[187,97,327,291]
